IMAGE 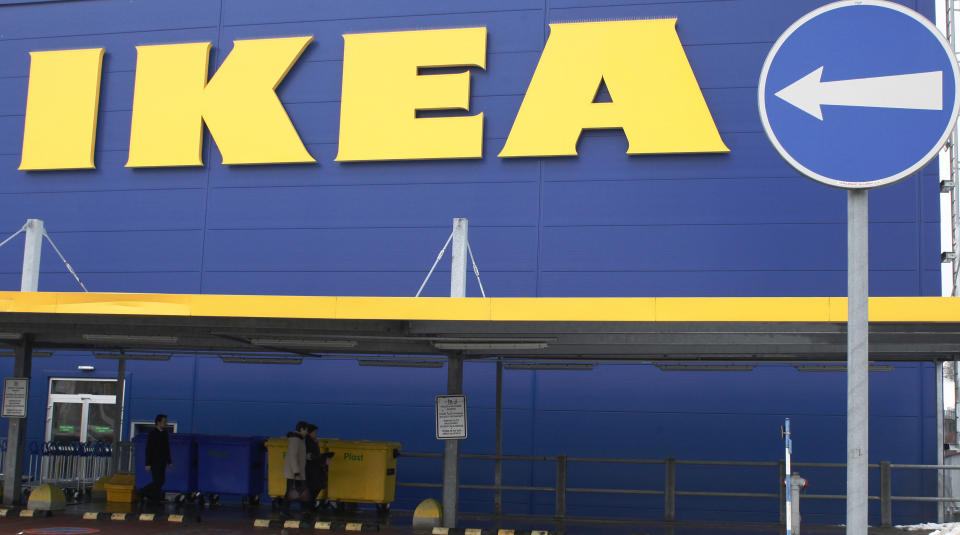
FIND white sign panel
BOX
[436,395,467,440]
[2,377,28,419]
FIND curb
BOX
[81,511,187,523]
[0,508,53,518]
[253,519,380,531]
[432,529,550,535]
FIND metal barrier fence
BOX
[0,440,134,501]
[397,453,960,527]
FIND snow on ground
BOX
[897,523,960,534]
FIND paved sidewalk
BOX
[0,501,938,535]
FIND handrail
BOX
[396,451,960,527]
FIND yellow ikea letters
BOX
[126,37,315,167]
[499,20,728,157]
[18,20,729,170]
[20,48,104,171]
[336,27,486,162]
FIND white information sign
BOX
[2,377,28,419]
[436,395,467,440]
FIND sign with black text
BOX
[2,377,28,419]
[436,395,467,440]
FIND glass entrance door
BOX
[49,402,83,442]
[85,402,118,443]
[45,378,122,443]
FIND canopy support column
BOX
[3,336,32,505]
[442,217,468,528]
[111,358,126,474]
[4,220,42,504]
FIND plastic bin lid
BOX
[325,440,401,450]
[194,435,267,445]
[105,474,135,487]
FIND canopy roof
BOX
[0,292,957,362]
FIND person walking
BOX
[142,414,172,503]
[282,421,309,517]
[304,423,332,510]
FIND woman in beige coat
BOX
[282,421,309,516]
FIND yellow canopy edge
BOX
[0,292,956,323]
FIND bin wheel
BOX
[376,503,390,515]
[271,498,280,511]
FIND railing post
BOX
[779,460,786,524]
[880,461,892,527]
[665,457,676,522]
[494,358,503,516]
[555,455,567,519]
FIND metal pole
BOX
[555,454,567,519]
[495,358,503,516]
[779,460,786,524]
[111,358,125,474]
[880,461,892,527]
[20,219,43,292]
[3,223,42,506]
[785,419,793,535]
[442,218,468,528]
[3,336,32,505]
[847,189,869,535]
[450,218,467,299]
[442,355,463,528]
[939,361,946,523]
[664,457,676,522]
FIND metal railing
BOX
[398,452,960,527]
[0,440,133,501]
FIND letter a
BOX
[499,20,728,157]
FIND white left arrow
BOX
[774,67,943,120]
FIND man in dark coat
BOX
[142,414,172,502]
[304,424,332,509]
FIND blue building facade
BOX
[0,0,943,525]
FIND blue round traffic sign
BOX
[759,0,960,189]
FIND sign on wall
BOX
[2,377,28,419]
[18,19,727,170]
[435,395,467,440]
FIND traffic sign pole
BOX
[759,2,960,531]
[847,190,869,535]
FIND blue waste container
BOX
[195,435,267,505]
[134,432,197,499]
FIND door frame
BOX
[44,377,123,442]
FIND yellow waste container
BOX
[265,438,288,500]
[325,440,401,510]
[104,474,137,503]
[265,437,335,503]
